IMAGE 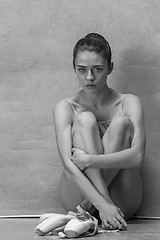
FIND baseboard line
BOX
[0,214,160,220]
[131,216,160,220]
[0,215,40,219]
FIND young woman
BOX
[54,33,146,230]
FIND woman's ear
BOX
[108,61,114,75]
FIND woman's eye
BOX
[78,68,86,73]
[94,68,102,72]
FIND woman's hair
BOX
[73,33,112,69]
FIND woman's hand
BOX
[71,148,89,171]
[99,202,127,230]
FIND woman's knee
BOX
[74,111,97,129]
[72,111,103,154]
[108,114,133,139]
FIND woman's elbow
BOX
[135,152,145,167]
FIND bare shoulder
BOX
[54,99,69,112]
[124,94,143,119]
[125,93,141,104]
[125,94,142,108]
[54,99,74,126]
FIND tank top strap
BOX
[120,94,127,115]
[65,99,78,116]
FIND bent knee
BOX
[74,111,97,128]
[108,114,133,137]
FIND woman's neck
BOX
[80,85,117,108]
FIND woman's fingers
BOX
[118,208,124,218]
[116,214,127,229]
[107,219,118,229]
[103,217,126,231]
[115,208,127,229]
[102,221,113,230]
[112,219,122,230]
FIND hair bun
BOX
[85,33,106,42]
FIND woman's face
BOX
[74,50,112,93]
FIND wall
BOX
[0,0,160,216]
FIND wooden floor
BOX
[0,218,160,240]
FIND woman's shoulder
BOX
[124,93,142,105]
[54,98,73,113]
[54,99,75,127]
[54,92,81,117]
[123,93,143,117]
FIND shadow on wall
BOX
[113,44,160,216]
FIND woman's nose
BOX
[86,70,94,80]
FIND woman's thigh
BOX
[59,167,142,217]
[108,167,142,219]
[59,171,84,212]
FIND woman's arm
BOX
[54,100,109,209]
[72,95,146,169]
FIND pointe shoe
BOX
[35,205,98,238]
[35,213,76,236]
[64,218,97,238]
[58,205,98,238]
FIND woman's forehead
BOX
[75,50,106,65]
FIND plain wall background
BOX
[0,0,160,216]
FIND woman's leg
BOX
[102,114,142,219]
[59,111,109,212]
[72,111,110,200]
